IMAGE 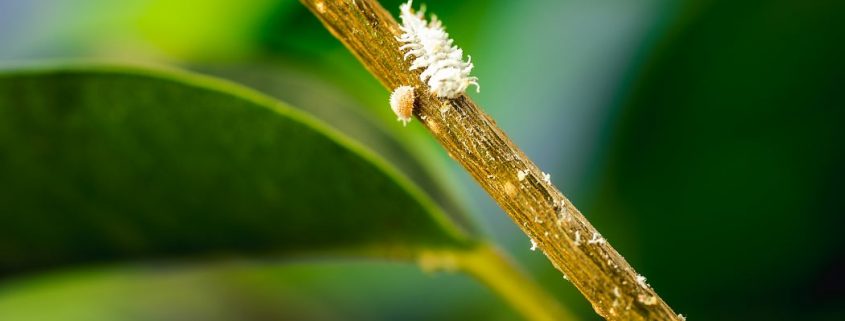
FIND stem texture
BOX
[300,1,682,320]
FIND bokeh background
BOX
[1,0,843,320]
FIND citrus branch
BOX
[300,0,682,320]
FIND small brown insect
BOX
[390,85,416,126]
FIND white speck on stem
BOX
[530,238,538,251]
[587,232,606,245]
[542,171,551,184]
[678,314,687,321]
[517,169,528,181]
[439,103,450,116]
[636,274,649,288]
[574,230,581,246]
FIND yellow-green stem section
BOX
[420,244,576,321]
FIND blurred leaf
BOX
[0,64,476,277]
[0,0,297,60]
[134,0,288,58]
[0,265,342,321]
[196,63,476,235]
[591,0,845,319]
[0,260,512,321]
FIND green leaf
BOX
[0,64,475,276]
[195,63,476,235]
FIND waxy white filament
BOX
[397,1,479,99]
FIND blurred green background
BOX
[1,0,843,320]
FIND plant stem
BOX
[300,0,682,320]
[423,244,576,321]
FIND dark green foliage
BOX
[0,66,473,277]
[594,1,845,319]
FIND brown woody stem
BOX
[300,0,682,320]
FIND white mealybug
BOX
[587,232,606,245]
[574,230,582,246]
[390,86,416,126]
[397,0,479,99]
[636,274,649,288]
[517,169,528,181]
